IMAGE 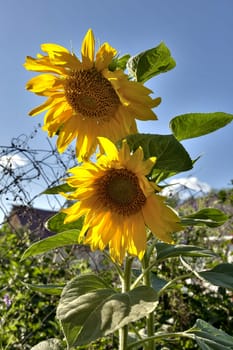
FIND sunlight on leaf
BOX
[31,338,63,350]
[127,42,176,82]
[170,112,233,141]
[181,208,229,227]
[57,274,158,347]
[125,133,192,174]
[155,243,217,262]
[21,229,80,260]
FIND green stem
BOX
[158,272,193,296]
[119,256,133,350]
[142,254,154,350]
[126,331,195,349]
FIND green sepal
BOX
[127,42,176,82]
[170,112,233,141]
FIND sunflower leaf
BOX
[57,274,158,347]
[125,133,193,173]
[23,282,64,295]
[155,243,217,262]
[199,263,233,291]
[43,183,75,194]
[127,42,176,82]
[189,319,233,349]
[109,54,131,71]
[46,212,83,233]
[181,208,229,228]
[31,339,64,350]
[21,229,80,260]
[170,112,233,141]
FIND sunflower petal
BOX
[97,137,119,160]
[81,29,95,69]
[95,42,117,71]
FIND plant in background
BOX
[21,29,233,349]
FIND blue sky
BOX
[1,0,233,195]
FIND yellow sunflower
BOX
[61,137,182,263]
[24,29,161,161]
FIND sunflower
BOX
[61,137,182,263]
[24,29,161,161]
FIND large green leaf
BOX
[155,243,217,262]
[127,42,176,82]
[31,339,63,350]
[21,229,80,260]
[199,263,233,291]
[46,212,83,233]
[181,208,229,228]
[190,319,233,349]
[125,133,193,173]
[170,112,233,141]
[57,274,158,347]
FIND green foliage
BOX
[181,208,229,227]
[127,42,176,82]
[43,183,75,195]
[21,229,80,260]
[2,188,233,349]
[191,319,233,349]
[124,133,193,175]
[155,243,217,262]
[31,338,63,350]
[57,274,158,347]
[108,54,131,71]
[0,226,66,349]
[199,263,233,291]
[170,112,233,141]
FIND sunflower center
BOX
[64,68,120,121]
[96,168,146,216]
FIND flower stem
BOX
[126,331,195,349]
[119,256,133,350]
[142,253,154,350]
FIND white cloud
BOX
[0,154,28,169]
[162,176,211,200]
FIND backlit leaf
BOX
[43,183,75,195]
[46,212,83,233]
[170,112,233,141]
[21,229,80,260]
[127,42,176,82]
[125,133,193,173]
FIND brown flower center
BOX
[64,68,120,121]
[95,168,146,216]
